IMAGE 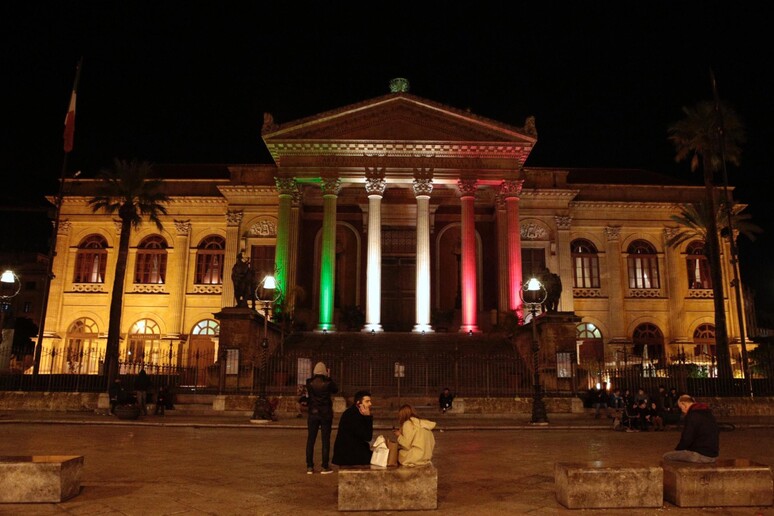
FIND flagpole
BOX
[33,57,82,376]
[710,68,752,397]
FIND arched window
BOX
[122,318,161,374]
[576,322,604,362]
[686,240,712,289]
[632,322,664,363]
[195,236,225,284]
[571,239,600,288]
[74,235,107,283]
[192,319,220,336]
[693,323,716,357]
[64,318,100,374]
[627,240,660,289]
[134,235,168,284]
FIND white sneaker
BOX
[306,468,314,474]
[321,468,333,475]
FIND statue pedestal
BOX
[213,307,262,391]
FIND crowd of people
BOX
[589,383,683,432]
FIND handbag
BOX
[387,438,398,467]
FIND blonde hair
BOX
[398,404,418,426]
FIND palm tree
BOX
[88,159,169,387]
[668,100,745,379]
[666,203,762,249]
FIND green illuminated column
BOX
[274,177,296,304]
[317,177,341,332]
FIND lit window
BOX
[74,235,108,283]
[627,240,660,289]
[195,236,225,285]
[134,235,168,284]
[686,241,712,289]
[571,239,600,288]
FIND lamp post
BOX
[521,277,548,425]
[1,270,21,370]
[252,274,275,420]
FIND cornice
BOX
[570,201,683,210]
[267,141,529,159]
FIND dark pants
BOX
[306,414,332,468]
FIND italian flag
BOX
[63,58,82,153]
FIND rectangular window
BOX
[250,245,276,282]
[521,248,546,282]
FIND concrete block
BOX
[0,455,84,503]
[338,464,437,511]
[555,461,663,509]
[663,459,773,507]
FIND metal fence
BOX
[1,344,773,398]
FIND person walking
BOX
[134,369,152,415]
[332,390,373,467]
[662,394,719,463]
[305,361,338,474]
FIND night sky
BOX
[2,2,773,318]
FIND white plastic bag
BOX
[370,434,389,467]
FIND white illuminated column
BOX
[363,170,386,333]
[413,174,433,333]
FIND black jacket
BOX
[305,374,338,420]
[332,404,373,466]
[675,403,719,457]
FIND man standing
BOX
[332,390,373,467]
[305,361,338,474]
[662,394,719,463]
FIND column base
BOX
[315,324,336,333]
[458,325,480,334]
[412,324,434,334]
[362,324,383,333]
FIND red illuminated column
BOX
[458,179,479,333]
[501,179,524,320]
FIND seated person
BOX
[439,387,454,414]
[609,388,624,410]
[332,390,373,467]
[635,400,651,431]
[108,378,133,413]
[647,401,665,431]
[392,404,436,467]
[663,395,719,463]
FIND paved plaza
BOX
[0,411,773,515]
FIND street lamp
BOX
[1,270,21,367]
[252,274,275,420]
[521,277,548,424]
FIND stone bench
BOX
[555,461,663,509]
[0,455,84,503]
[663,459,773,507]
[337,464,437,511]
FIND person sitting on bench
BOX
[662,394,719,463]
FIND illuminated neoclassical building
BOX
[39,80,747,378]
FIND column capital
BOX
[174,219,192,236]
[499,179,524,198]
[457,178,478,198]
[605,225,621,241]
[226,209,244,227]
[412,169,433,197]
[320,177,341,196]
[663,226,680,241]
[555,216,572,230]
[365,167,386,196]
[275,177,298,196]
[57,219,72,235]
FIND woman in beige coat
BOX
[392,404,436,466]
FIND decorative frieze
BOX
[71,284,105,293]
[627,289,663,298]
[248,219,277,237]
[687,289,714,299]
[226,210,244,227]
[192,284,223,295]
[57,219,72,235]
[132,284,166,294]
[520,222,548,240]
[663,227,680,240]
[573,288,603,298]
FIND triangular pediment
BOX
[263,93,536,146]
